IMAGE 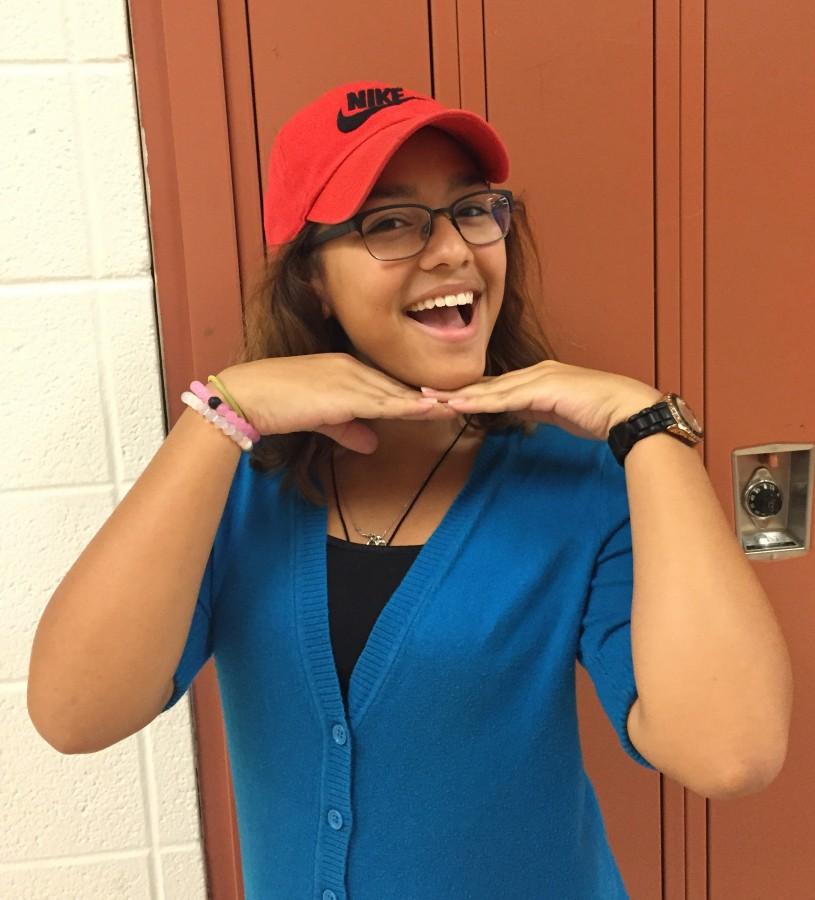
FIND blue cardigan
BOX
[164,423,656,899]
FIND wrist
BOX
[214,365,255,424]
[181,381,258,451]
[610,387,664,431]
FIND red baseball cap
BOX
[263,80,510,248]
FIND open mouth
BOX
[404,292,481,332]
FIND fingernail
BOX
[420,386,439,394]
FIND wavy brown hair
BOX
[231,191,557,506]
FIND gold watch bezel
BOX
[662,393,704,443]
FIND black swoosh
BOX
[336,96,418,133]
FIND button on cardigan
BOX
[163,423,656,900]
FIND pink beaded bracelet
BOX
[189,380,260,443]
[181,392,254,451]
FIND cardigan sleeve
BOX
[160,547,215,712]
[576,446,656,771]
[160,455,244,713]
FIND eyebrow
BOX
[366,172,488,202]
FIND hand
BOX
[216,354,458,454]
[420,360,664,442]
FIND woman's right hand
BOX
[215,354,458,454]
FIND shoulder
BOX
[512,423,611,482]
[480,425,624,546]
[495,424,624,529]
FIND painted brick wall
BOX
[0,1,208,896]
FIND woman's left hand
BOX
[421,360,664,442]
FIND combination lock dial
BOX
[743,468,784,519]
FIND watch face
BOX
[674,395,703,435]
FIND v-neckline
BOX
[293,427,514,728]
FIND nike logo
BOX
[336,86,419,133]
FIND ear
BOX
[309,273,333,319]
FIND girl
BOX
[28,80,792,899]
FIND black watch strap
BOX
[607,401,686,466]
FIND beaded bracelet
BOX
[181,391,254,451]
[189,380,260,443]
[181,377,261,452]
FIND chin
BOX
[360,342,489,391]
[403,362,486,392]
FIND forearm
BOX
[28,405,242,753]
[623,425,793,790]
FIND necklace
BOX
[330,419,471,546]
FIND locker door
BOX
[247,1,438,171]
[705,1,815,897]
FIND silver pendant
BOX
[362,533,387,546]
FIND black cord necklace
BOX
[330,418,472,546]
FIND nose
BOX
[418,212,474,268]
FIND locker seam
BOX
[242,0,265,274]
[703,0,709,891]
[427,0,436,97]
[651,2,664,895]
[455,0,462,107]
[652,0,659,394]
[481,0,488,119]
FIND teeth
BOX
[405,291,475,314]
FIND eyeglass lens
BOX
[360,192,511,261]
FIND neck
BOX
[360,414,472,466]
[325,413,481,545]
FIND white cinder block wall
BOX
[1,1,208,897]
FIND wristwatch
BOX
[607,392,704,466]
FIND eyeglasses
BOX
[303,189,514,261]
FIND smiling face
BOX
[309,127,507,391]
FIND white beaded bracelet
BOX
[181,390,254,452]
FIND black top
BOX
[326,535,422,708]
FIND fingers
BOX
[332,355,484,423]
[316,421,379,454]
[396,402,460,421]
[316,399,457,454]
[346,392,456,422]
[343,354,459,404]
[446,384,541,414]
[421,369,538,400]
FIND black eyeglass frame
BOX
[302,188,515,259]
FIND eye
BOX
[455,194,495,216]
[365,216,411,233]
[456,204,490,218]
